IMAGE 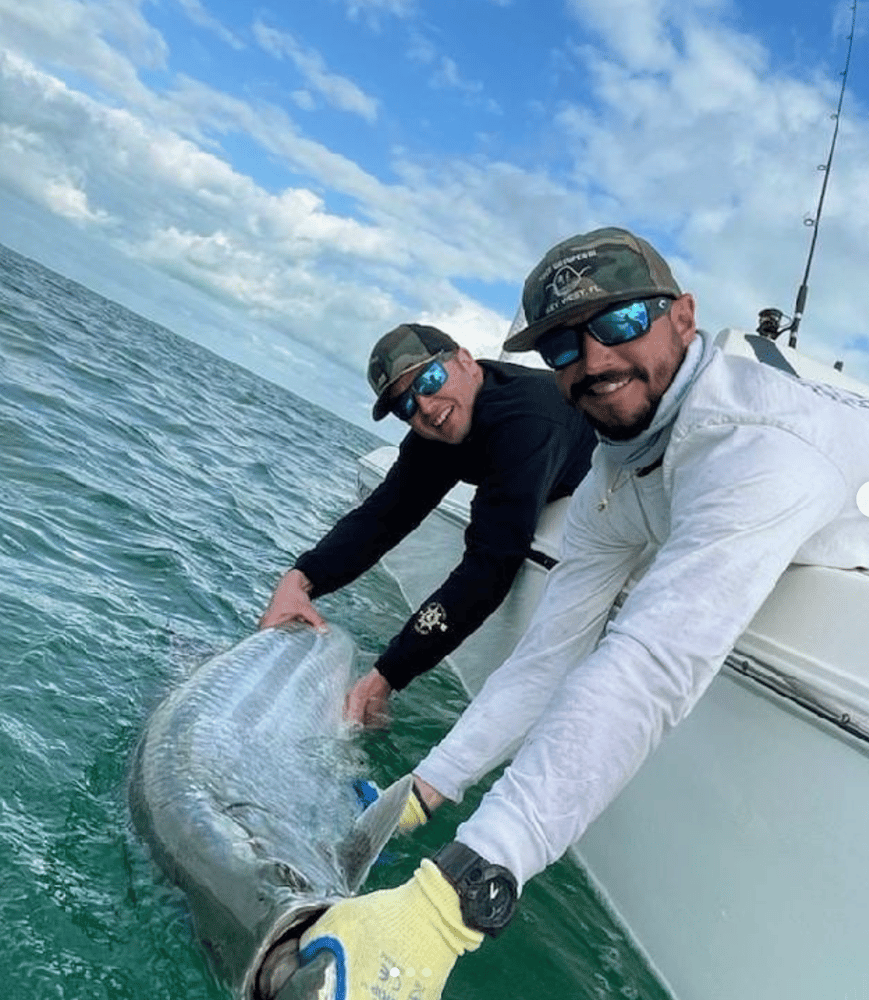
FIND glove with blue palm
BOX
[296,859,483,1000]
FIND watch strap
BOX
[432,842,517,937]
[432,841,485,884]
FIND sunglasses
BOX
[390,359,450,421]
[536,297,674,371]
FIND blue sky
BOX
[1,0,867,431]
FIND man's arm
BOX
[413,457,642,802]
[260,434,457,631]
[454,426,847,888]
[371,417,586,693]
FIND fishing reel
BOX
[756,308,786,340]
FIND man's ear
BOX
[669,294,697,346]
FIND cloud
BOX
[404,30,500,112]
[2,0,868,390]
[0,116,111,225]
[565,0,726,70]
[426,55,501,114]
[547,4,869,371]
[291,89,317,112]
[0,45,522,370]
[0,0,167,104]
[176,0,244,50]
[43,178,111,223]
[340,0,418,30]
[252,20,379,122]
[430,55,478,92]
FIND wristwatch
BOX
[432,842,518,937]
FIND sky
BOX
[2,0,868,433]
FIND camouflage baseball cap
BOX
[504,227,681,352]
[368,323,459,420]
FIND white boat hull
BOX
[577,653,869,999]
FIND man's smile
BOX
[585,377,632,396]
[430,405,453,428]
[570,369,645,406]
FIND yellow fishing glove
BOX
[397,782,430,834]
[298,860,483,1000]
[354,777,430,835]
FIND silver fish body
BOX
[130,625,411,999]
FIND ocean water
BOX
[0,242,670,1000]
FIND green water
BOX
[0,242,669,999]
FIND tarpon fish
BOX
[130,625,412,1000]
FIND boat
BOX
[355,326,869,1000]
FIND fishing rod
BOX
[757,0,858,346]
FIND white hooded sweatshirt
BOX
[416,332,869,888]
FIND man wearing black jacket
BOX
[259,323,596,725]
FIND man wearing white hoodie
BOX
[285,227,869,1000]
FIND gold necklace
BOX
[597,468,632,511]
[597,454,664,512]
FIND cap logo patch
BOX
[551,262,591,297]
[545,250,606,316]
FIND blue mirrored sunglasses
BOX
[536,297,674,371]
[390,359,450,421]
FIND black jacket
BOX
[294,360,596,689]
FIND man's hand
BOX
[296,861,483,1000]
[344,667,392,728]
[353,775,436,835]
[259,568,328,632]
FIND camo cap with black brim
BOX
[504,227,681,353]
[368,323,459,421]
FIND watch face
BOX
[465,869,516,933]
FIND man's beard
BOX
[567,335,690,441]
[568,369,660,441]
[582,399,661,441]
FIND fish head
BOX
[248,775,414,999]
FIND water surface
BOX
[0,243,668,999]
